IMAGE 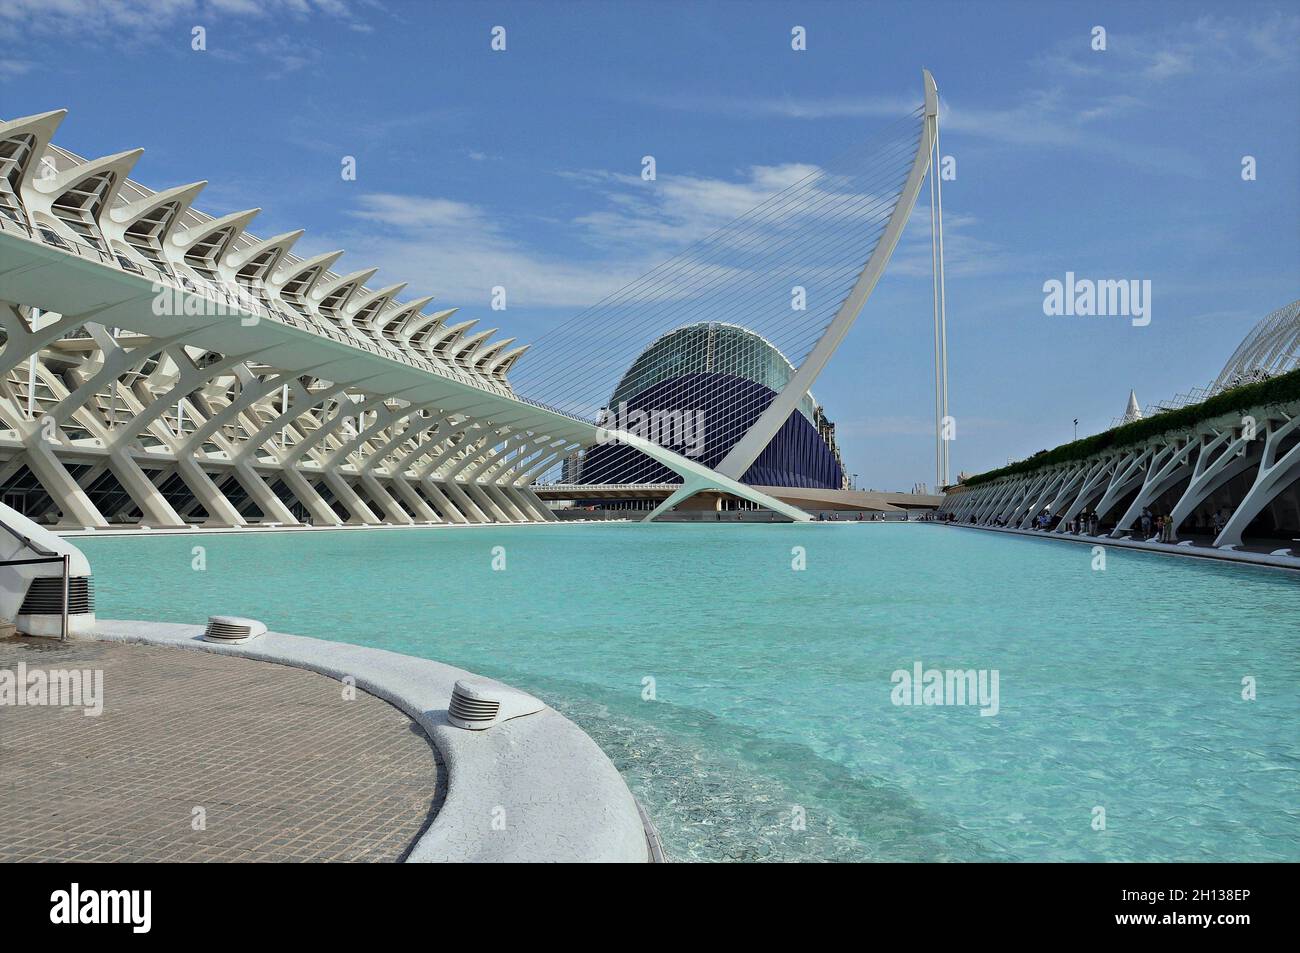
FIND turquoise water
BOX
[78,523,1300,862]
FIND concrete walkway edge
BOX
[936,522,1300,572]
[90,620,649,863]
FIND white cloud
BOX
[636,91,916,121]
[890,207,1021,281]
[0,0,377,42]
[1037,13,1300,83]
[342,192,651,309]
[337,159,964,312]
[564,163,827,252]
[629,13,1298,181]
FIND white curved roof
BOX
[1213,298,1300,393]
[0,110,523,392]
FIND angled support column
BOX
[1110,439,1196,534]
[464,481,513,523]
[231,459,300,525]
[1001,474,1043,526]
[483,482,530,522]
[1168,431,1257,537]
[1214,415,1300,548]
[419,478,469,524]
[359,470,414,525]
[174,456,246,527]
[388,476,442,523]
[634,430,809,523]
[975,478,1019,523]
[986,479,1026,523]
[320,469,381,525]
[1051,458,1115,533]
[439,478,489,523]
[0,304,93,379]
[322,410,411,525]
[1094,449,1151,525]
[435,426,514,523]
[280,468,344,526]
[18,440,107,528]
[1043,463,1088,518]
[512,485,558,522]
[108,450,187,527]
[1016,469,1068,528]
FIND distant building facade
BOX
[571,322,847,489]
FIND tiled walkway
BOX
[0,636,443,862]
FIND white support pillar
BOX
[1051,458,1114,533]
[440,478,490,523]
[280,468,344,526]
[1016,469,1068,528]
[106,451,186,528]
[483,482,530,522]
[1110,439,1196,535]
[418,478,468,524]
[1167,431,1257,537]
[359,471,415,525]
[321,469,381,525]
[232,459,301,525]
[1094,449,1151,525]
[170,456,244,527]
[1043,463,1089,518]
[512,485,558,522]
[18,441,107,529]
[388,476,442,523]
[1214,415,1300,548]
[464,481,514,523]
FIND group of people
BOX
[1060,511,1101,535]
[1135,507,1176,542]
[960,504,1236,543]
[987,509,1101,534]
[916,512,956,522]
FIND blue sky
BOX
[3,0,1297,490]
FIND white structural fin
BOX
[711,69,940,482]
[0,110,69,197]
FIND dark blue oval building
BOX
[567,322,846,489]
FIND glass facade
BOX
[610,323,818,423]
[575,322,846,489]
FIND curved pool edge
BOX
[89,619,650,864]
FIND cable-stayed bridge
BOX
[0,71,946,529]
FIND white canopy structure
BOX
[1212,298,1300,394]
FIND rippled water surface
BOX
[79,523,1300,861]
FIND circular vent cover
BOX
[202,615,267,644]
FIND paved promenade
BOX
[0,636,443,862]
[942,522,1300,571]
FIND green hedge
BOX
[962,367,1300,488]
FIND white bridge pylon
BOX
[640,69,942,520]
